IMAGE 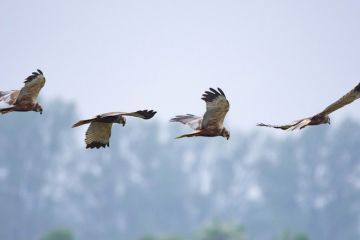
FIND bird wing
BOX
[170,114,202,130]
[317,82,360,116]
[85,122,113,149]
[72,116,97,128]
[0,90,20,105]
[16,69,45,104]
[257,118,312,131]
[99,109,157,120]
[201,88,230,129]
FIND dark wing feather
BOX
[85,122,113,149]
[73,109,156,128]
[318,82,360,116]
[119,109,157,119]
[16,69,45,103]
[170,114,202,130]
[0,90,20,105]
[201,87,229,129]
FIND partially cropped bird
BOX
[72,110,156,149]
[257,82,360,131]
[170,87,230,140]
[0,69,45,114]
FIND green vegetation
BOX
[41,229,74,240]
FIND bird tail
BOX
[175,131,202,139]
[72,119,92,128]
[0,106,14,114]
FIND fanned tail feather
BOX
[0,107,14,114]
[175,131,202,139]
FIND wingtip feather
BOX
[355,82,360,92]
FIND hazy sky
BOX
[1,0,360,131]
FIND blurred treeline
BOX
[41,223,308,240]
[0,99,360,240]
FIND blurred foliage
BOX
[41,229,74,240]
[274,231,309,240]
[196,222,246,240]
[1,99,359,240]
[139,235,185,240]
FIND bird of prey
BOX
[170,87,230,140]
[257,82,360,131]
[0,69,45,114]
[72,110,157,149]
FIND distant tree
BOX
[41,228,74,240]
[274,231,309,240]
[138,235,184,240]
[196,221,246,240]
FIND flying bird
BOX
[72,110,157,149]
[257,82,360,131]
[0,69,45,114]
[170,87,230,140]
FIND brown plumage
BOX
[170,87,230,139]
[72,110,156,149]
[0,69,45,114]
[257,82,360,131]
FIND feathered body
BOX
[73,110,156,149]
[257,82,360,130]
[0,69,45,114]
[170,87,230,139]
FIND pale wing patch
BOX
[0,90,19,105]
[257,118,311,131]
[85,122,113,149]
[170,114,202,130]
[16,70,45,103]
[101,110,157,120]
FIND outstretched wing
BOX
[16,69,45,104]
[317,82,360,116]
[201,88,229,129]
[170,114,202,130]
[72,110,156,128]
[257,118,312,131]
[99,109,157,120]
[85,122,113,149]
[72,117,97,128]
[0,90,20,105]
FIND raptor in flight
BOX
[257,82,360,131]
[73,110,157,149]
[0,69,45,114]
[170,87,230,140]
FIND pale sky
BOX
[1,0,360,131]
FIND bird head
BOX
[118,116,126,126]
[326,116,331,125]
[34,104,43,114]
[221,128,230,140]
